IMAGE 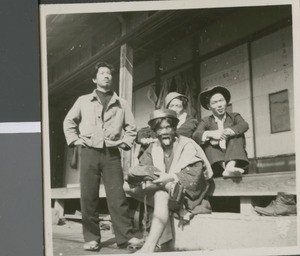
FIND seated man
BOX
[193,85,249,177]
[124,109,213,253]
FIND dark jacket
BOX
[177,115,198,138]
[192,112,249,146]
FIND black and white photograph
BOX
[39,1,300,255]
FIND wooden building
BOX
[46,5,294,188]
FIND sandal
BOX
[108,238,144,251]
[127,237,144,250]
[83,240,100,251]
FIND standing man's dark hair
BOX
[92,62,115,79]
[63,61,142,251]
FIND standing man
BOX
[63,62,141,251]
[193,85,249,177]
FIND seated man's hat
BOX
[148,109,179,126]
[199,85,231,110]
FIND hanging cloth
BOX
[146,84,158,107]
[156,77,171,109]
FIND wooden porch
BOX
[51,171,296,251]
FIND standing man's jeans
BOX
[79,145,134,245]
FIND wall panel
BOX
[133,56,155,86]
[133,84,156,129]
[251,26,294,157]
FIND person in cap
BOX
[63,62,141,251]
[124,109,213,253]
[135,92,198,157]
[192,85,249,177]
[165,92,198,138]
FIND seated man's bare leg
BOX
[139,190,170,253]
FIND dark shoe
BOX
[83,240,100,251]
[127,165,160,186]
[254,192,297,216]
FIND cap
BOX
[165,92,188,108]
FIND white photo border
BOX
[39,1,300,255]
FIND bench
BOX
[208,171,296,214]
[52,171,295,217]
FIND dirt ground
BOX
[52,220,140,256]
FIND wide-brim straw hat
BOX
[165,92,188,108]
[148,109,179,126]
[199,85,231,110]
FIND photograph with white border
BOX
[40,1,300,255]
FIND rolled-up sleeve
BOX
[63,98,81,146]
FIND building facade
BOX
[46,5,294,188]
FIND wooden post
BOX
[119,43,134,174]
[119,44,133,105]
[240,196,256,216]
[54,199,65,218]
[247,43,258,173]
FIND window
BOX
[269,89,291,133]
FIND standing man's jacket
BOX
[63,89,137,149]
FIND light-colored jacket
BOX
[63,90,137,148]
[150,136,213,181]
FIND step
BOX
[173,213,297,250]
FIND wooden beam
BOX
[247,42,258,174]
[209,171,295,197]
[119,43,134,174]
[51,184,132,199]
[240,197,255,215]
[54,199,65,218]
[119,44,133,106]
[52,184,107,199]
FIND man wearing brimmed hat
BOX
[193,85,249,178]
[124,109,213,252]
